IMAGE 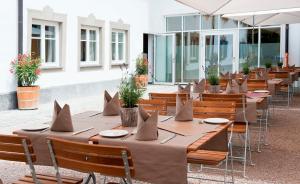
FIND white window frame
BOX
[80,26,100,65]
[31,20,60,68]
[111,30,126,64]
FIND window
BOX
[31,21,59,67]
[111,30,126,64]
[80,26,100,65]
[260,28,281,67]
[166,16,182,32]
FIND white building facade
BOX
[0,0,299,110]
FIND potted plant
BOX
[10,54,41,110]
[119,74,144,127]
[264,60,272,70]
[242,63,250,76]
[207,66,220,93]
[134,55,148,88]
[277,61,283,68]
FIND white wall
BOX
[21,0,150,90]
[148,0,198,33]
[0,0,18,94]
[289,24,300,66]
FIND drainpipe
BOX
[285,24,289,66]
[18,0,23,54]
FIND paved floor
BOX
[1,85,300,183]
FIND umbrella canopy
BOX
[223,10,300,26]
[176,0,300,15]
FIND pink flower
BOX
[35,69,41,75]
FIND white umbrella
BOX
[176,0,300,15]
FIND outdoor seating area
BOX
[2,0,300,183]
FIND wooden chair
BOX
[193,101,236,121]
[188,100,236,183]
[201,93,252,177]
[138,99,167,115]
[269,71,292,106]
[47,137,135,184]
[0,134,82,184]
[148,92,189,107]
[247,79,268,91]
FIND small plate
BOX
[99,130,129,138]
[22,125,50,131]
[254,90,269,93]
[203,118,230,124]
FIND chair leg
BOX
[84,173,96,184]
[230,144,234,184]
[224,154,228,184]
[247,129,255,166]
[257,119,262,153]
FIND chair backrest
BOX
[193,100,236,121]
[0,134,39,183]
[269,71,289,79]
[0,134,36,163]
[47,137,135,183]
[138,99,167,115]
[149,92,189,106]
[247,79,268,91]
[201,93,245,108]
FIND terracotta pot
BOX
[209,85,220,93]
[17,86,40,110]
[135,75,148,88]
[120,107,138,127]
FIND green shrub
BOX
[242,63,250,75]
[135,56,148,75]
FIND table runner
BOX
[97,117,222,184]
[14,111,121,165]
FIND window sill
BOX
[80,64,103,69]
[41,66,63,71]
[111,62,128,66]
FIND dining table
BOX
[13,111,231,184]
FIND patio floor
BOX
[0,85,300,183]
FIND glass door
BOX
[200,31,237,78]
[154,34,175,84]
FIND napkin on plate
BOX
[135,106,158,141]
[193,79,205,93]
[178,83,191,93]
[175,95,193,121]
[50,100,74,132]
[103,90,120,116]
[240,79,248,93]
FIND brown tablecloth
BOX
[14,111,121,165]
[97,117,221,184]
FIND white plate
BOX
[22,125,49,131]
[99,130,129,138]
[203,118,230,124]
[254,90,269,93]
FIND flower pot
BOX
[17,86,40,110]
[209,85,220,93]
[120,107,138,127]
[135,75,148,88]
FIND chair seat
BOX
[228,123,246,133]
[13,174,83,184]
[187,150,228,165]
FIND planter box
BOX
[17,86,40,110]
[135,75,148,88]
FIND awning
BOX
[176,0,300,15]
[223,10,300,26]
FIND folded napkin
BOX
[225,80,240,94]
[50,100,74,132]
[178,83,191,93]
[175,95,193,121]
[103,90,120,116]
[135,106,158,141]
[239,79,248,93]
[220,72,229,79]
[193,79,205,93]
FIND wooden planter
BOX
[120,107,138,127]
[17,86,40,110]
[135,75,148,88]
